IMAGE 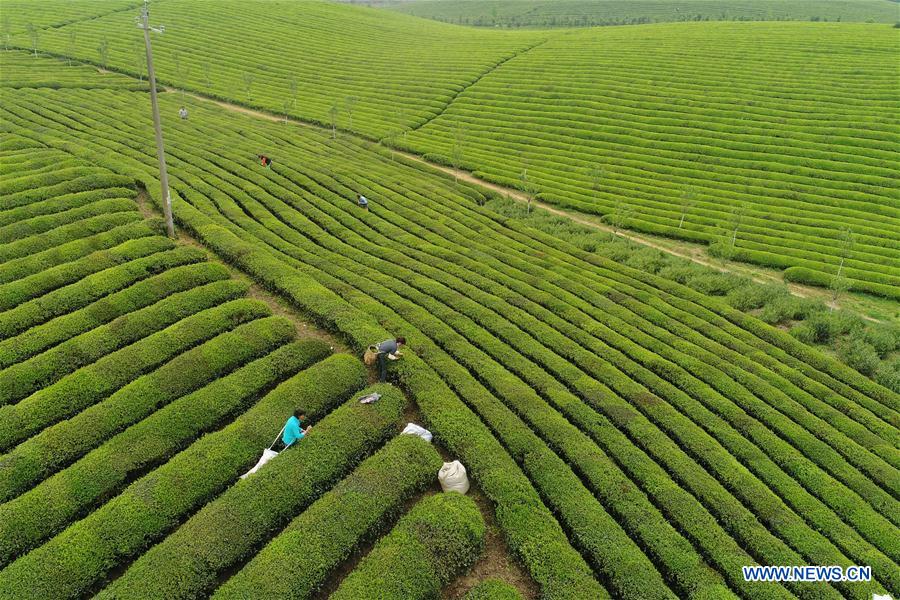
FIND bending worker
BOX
[375,336,405,382]
[282,410,310,449]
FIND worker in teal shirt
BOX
[282,410,309,448]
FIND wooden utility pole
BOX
[137,0,175,237]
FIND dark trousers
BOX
[377,352,387,382]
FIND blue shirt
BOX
[282,416,304,446]
[358,195,368,207]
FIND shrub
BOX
[759,295,824,324]
[725,283,789,311]
[215,434,442,599]
[685,272,747,296]
[862,325,899,357]
[330,493,486,600]
[873,356,900,393]
[836,338,881,377]
[0,315,309,505]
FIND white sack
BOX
[240,449,279,479]
[401,422,433,443]
[438,460,469,494]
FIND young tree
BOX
[519,166,538,213]
[131,38,145,81]
[345,95,358,130]
[588,164,605,192]
[174,52,191,99]
[609,198,635,235]
[830,226,855,309]
[727,202,747,249]
[201,61,212,93]
[288,75,298,110]
[678,187,696,229]
[97,37,110,69]
[1,15,11,52]
[450,122,465,184]
[26,23,39,56]
[329,104,339,139]
[242,71,255,102]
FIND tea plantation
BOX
[1,1,898,598]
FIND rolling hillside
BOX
[383,0,900,27]
[2,50,896,598]
[11,2,897,299]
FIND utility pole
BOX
[136,0,174,237]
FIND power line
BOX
[136,0,174,238]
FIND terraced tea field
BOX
[13,3,898,300]
[3,47,897,598]
[384,0,900,27]
[400,22,900,299]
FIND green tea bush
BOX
[215,434,442,599]
[330,493,486,600]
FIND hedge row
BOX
[95,377,395,600]
[0,234,174,312]
[0,311,295,504]
[0,353,363,598]
[0,298,271,450]
[0,335,331,564]
[0,171,133,210]
[0,210,141,262]
[0,245,204,340]
[0,185,135,227]
[0,196,137,242]
[0,218,159,285]
[0,273,236,403]
[171,142,829,597]
[0,261,233,370]
[214,434,443,599]
[330,492,486,600]
[181,217,607,599]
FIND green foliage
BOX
[464,579,524,600]
[836,337,881,377]
[96,378,396,600]
[215,435,443,599]
[388,0,899,28]
[331,493,486,600]
[0,355,367,597]
[0,338,334,564]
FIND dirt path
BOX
[162,86,883,320]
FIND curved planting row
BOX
[329,492,486,600]
[214,434,443,599]
[13,2,539,138]
[0,140,397,599]
[398,22,900,298]
[2,72,897,599]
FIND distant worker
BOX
[258,154,273,169]
[179,106,188,120]
[374,336,405,382]
[357,194,369,211]
[281,410,310,449]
